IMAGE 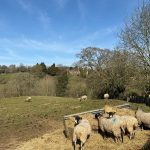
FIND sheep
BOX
[95,113,124,143]
[104,93,109,99]
[73,116,91,150]
[114,115,138,139]
[104,105,117,118]
[79,95,87,102]
[135,107,150,130]
[25,96,31,102]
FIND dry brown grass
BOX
[15,126,150,150]
[15,108,150,150]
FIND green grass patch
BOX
[0,96,149,148]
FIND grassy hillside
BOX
[0,96,150,149]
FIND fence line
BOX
[63,103,130,138]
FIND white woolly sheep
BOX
[95,113,124,143]
[104,93,109,99]
[135,107,150,130]
[73,116,91,150]
[104,105,117,118]
[79,95,87,102]
[114,115,138,139]
[25,97,31,102]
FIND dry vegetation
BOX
[16,109,150,150]
[0,96,149,150]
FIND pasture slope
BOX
[0,96,150,150]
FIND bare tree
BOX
[76,47,112,77]
[120,1,150,70]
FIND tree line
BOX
[0,1,149,101]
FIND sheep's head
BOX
[74,115,82,126]
[94,113,102,119]
[107,112,116,118]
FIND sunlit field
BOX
[0,96,150,149]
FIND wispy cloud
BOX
[105,26,118,34]
[0,38,76,54]
[77,0,86,19]
[16,0,33,14]
[54,0,69,9]
[16,0,51,30]
[0,24,118,65]
[38,11,51,30]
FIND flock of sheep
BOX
[71,105,150,150]
[78,93,109,102]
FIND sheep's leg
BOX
[80,142,83,150]
[121,132,124,143]
[114,137,117,143]
[141,124,143,131]
[73,141,76,150]
[131,131,135,139]
[133,131,135,139]
[129,132,132,140]
[102,132,106,139]
[121,126,125,135]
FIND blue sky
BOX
[0,0,139,66]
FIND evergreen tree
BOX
[56,72,68,96]
[40,62,47,73]
[47,63,57,76]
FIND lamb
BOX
[135,107,150,130]
[95,113,124,143]
[104,105,117,118]
[25,96,31,102]
[114,115,138,139]
[104,93,109,99]
[79,95,87,102]
[73,116,91,150]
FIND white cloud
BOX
[54,0,69,9]
[0,38,76,54]
[0,25,117,65]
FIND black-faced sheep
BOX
[73,116,91,150]
[104,105,117,118]
[95,113,124,143]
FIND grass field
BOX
[0,96,150,150]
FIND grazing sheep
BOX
[95,113,124,143]
[104,93,109,99]
[135,107,150,130]
[73,116,91,150]
[25,97,31,102]
[114,115,138,139]
[79,95,87,102]
[104,105,117,118]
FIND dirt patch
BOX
[0,119,62,150]
[15,108,150,150]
